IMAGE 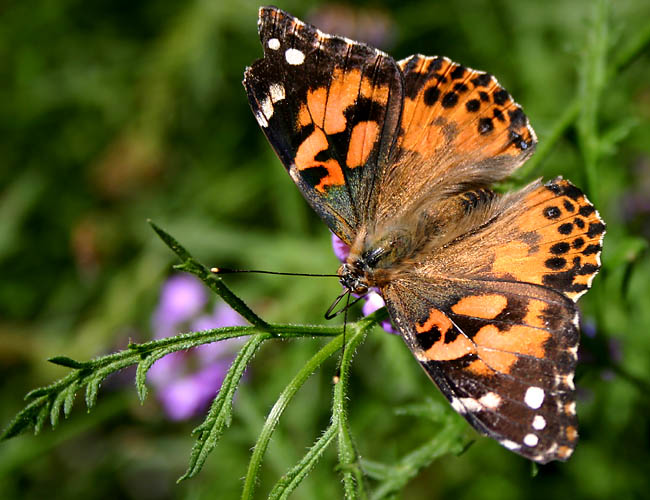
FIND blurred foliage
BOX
[1,0,650,499]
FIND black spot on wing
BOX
[582,244,601,255]
[466,99,481,112]
[572,237,584,249]
[442,91,459,108]
[471,73,492,87]
[493,89,509,105]
[579,205,595,217]
[416,326,441,350]
[543,206,561,219]
[550,242,570,255]
[545,257,567,270]
[450,65,466,80]
[508,107,526,129]
[563,200,575,212]
[587,222,606,238]
[478,117,494,134]
[424,86,440,105]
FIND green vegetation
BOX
[1,1,649,498]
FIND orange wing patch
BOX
[467,324,550,377]
[451,294,508,319]
[294,128,345,192]
[292,67,391,191]
[415,298,550,375]
[416,307,474,361]
[346,121,380,168]
[491,179,606,301]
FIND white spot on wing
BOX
[255,111,268,128]
[285,48,305,65]
[565,401,576,415]
[562,373,575,390]
[532,415,546,430]
[458,397,482,413]
[260,97,274,120]
[524,433,539,447]
[414,351,428,362]
[501,439,521,451]
[289,166,300,183]
[451,397,466,414]
[316,28,331,39]
[478,392,501,410]
[525,386,545,409]
[267,38,280,50]
[269,83,285,103]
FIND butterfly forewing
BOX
[244,6,403,244]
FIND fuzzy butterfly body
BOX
[244,6,605,463]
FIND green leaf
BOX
[179,334,271,482]
[1,397,48,440]
[63,381,80,418]
[369,417,469,500]
[332,321,373,500]
[50,389,68,428]
[393,398,452,423]
[148,220,192,262]
[268,424,338,500]
[48,356,89,369]
[135,350,170,403]
[241,334,344,500]
[149,220,271,329]
[85,375,103,410]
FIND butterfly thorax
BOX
[337,222,421,294]
[338,190,499,294]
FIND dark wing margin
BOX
[383,277,579,463]
[243,6,403,243]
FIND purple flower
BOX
[331,232,351,262]
[148,274,246,420]
[331,233,396,334]
[152,274,208,337]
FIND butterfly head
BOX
[337,262,370,296]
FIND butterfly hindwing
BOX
[488,178,606,302]
[383,277,579,463]
[244,6,403,244]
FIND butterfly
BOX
[243,6,605,463]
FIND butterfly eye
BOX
[362,247,385,268]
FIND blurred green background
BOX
[1,0,649,498]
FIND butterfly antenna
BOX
[212,267,338,278]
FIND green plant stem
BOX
[577,0,609,205]
[369,418,467,500]
[334,319,373,500]
[268,423,338,500]
[1,325,342,441]
[516,15,650,179]
[240,334,344,500]
[149,221,270,329]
